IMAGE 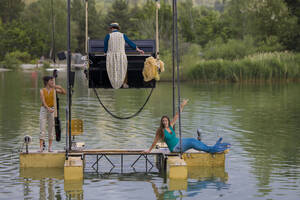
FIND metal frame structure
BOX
[65,0,182,160]
[88,153,155,173]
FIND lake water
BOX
[0,70,300,200]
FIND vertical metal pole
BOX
[51,0,56,63]
[155,0,159,60]
[67,0,72,151]
[65,108,68,154]
[172,0,176,119]
[85,0,88,54]
[145,155,148,172]
[121,155,123,173]
[174,0,182,157]
[96,155,99,172]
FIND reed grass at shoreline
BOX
[160,52,300,82]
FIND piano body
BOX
[88,39,156,89]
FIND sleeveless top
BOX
[164,126,179,152]
[106,31,128,89]
[42,88,54,107]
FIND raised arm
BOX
[55,85,66,95]
[170,99,188,127]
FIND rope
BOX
[156,0,160,59]
[92,87,154,120]
[173,0,183,158]
[155,0,161,71]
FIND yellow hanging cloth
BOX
[142,56,165,82]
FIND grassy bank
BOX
[159,44,202,81]
[160,51,300,82]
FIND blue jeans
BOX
[172,138,229,153]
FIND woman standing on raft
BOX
[145,99,230,153]
[39,76,66,152]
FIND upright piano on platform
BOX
[88,39,156,89]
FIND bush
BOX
[42,61,51,69]
[203,36,257,60]
[159,43,203,81]
[0,51,31,69]
[257,36,285,52]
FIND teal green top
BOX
[164,126,179,152]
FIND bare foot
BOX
[122,83,129,88]
[48,149,53,152]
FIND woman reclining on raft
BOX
[145,99,231,154]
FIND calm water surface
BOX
[0,70,300,200]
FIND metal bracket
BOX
[91,154,115,172]
[131,154,154,171]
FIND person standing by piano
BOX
[104,22,144,89]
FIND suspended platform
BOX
[88,39,156,89]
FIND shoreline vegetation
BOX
[160,51,300,82]
[1,0,300,83]
[1,49,300,82]
[1,51,299,83]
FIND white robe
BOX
[106,32,128,89]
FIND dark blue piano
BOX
[88,39,156,89]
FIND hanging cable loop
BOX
[92,87,154,120]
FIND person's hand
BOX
[143,149,151,154]
[181,99,189,106]
[48,107,54,113]
[137,48,144,55]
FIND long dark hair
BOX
[156,116,170,141]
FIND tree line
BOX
[0,0,299,65]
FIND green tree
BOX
[132,0,156,40]
[0,0,25,23]
[22,0,78,58]
[159,2,173,44]
[71,0,105,53]
[284,0,300,17]
[283,0,300,51]
[223,0,298,50]
[178,1,229,47]
[0,21,31,60]
[178,0,198,43]
[194,7,223,46]
[105,0,132,35]
[88,0,106,39]
[0,19,48,61]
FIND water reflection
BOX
[20,168,64,199]
[225,83,300,196]
[20,168,83,199]
[152,166,229,199]
[64,181,83,200]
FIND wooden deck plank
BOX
[67,148,176,156]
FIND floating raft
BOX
[19,146,229,183]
